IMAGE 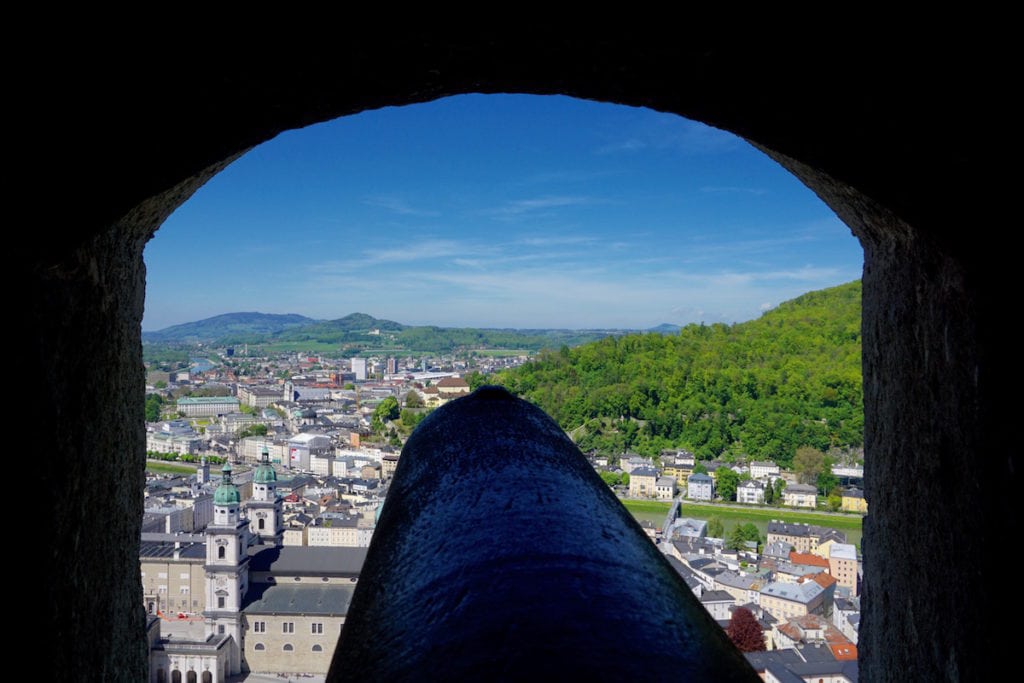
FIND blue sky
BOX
[143,94,862,331]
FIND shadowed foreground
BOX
[328,386,756,681]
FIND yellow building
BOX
[841,486,868,513]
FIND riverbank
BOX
[621,498,864,547]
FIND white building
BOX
[783,483,818,508]
[736,479,766,505]
[147,420,202,455]
[749,460,781,480]
[177,396,241,417]
[351,357,367,381]
[655,476,677,500]
[286,433,333,470]
[687,473,714,501]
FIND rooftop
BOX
[176,396,240,405]
[242,583,356,616]
[248,545,367,577]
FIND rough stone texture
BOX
[330,387,756,681]
[30,222,150,681]
[19,32,1013,680]
[24,165,238,681]
[763,149,1016,680]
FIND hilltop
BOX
[490,281,863,464]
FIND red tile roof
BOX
[790,551,830,568]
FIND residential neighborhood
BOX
[142,347,865,681]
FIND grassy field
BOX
[259,341,345,353]
[146,461,197,475]
[621,499,864,547]
[472,349,530,357]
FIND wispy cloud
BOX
[596,139,647,154]
[362,239,469,264]
[482,195,601,221]
[597,118,742,156]
[364,195,440,217]
[516,235,597,247]
[699,186,768,196]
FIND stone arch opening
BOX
[29,37,1011,682]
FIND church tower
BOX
[196,455,210,485]
[247,446,283,546]
[205,463,249,674]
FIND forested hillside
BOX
[490,281,863,465]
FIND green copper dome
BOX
[254,447,277,485]
[214,463,242,505]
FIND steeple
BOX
[214,463,241,506]
[205,462,249,673]
[252,447,277,496]
[247,447,284,545]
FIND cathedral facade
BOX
[145,450,363,682]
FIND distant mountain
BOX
[278,313,406,342]
[143,312,317,343]
[647,323,682,334]
[143,310,670,354]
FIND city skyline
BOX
[143,94,863,332]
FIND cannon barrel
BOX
[329,386,756,681]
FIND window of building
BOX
[283,644,294,651]
[253,621,266,633]
[218,625,225,634]
[312,644,323,652]
[217,597,225,608]
[311,622,323,634]
[217,546,225,559]
[254,643,265,651]
[283,622,294,633]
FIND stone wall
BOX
[20,33,1013,681]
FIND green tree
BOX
[404,391,424,408]
[707,517,724,538]
[794,446,826,485]
[715,467,740,502]
[599,471,621,487]
[817,470,839,496]
[827,492,842,511]
[773,478,787,503]
[620,472,630,487]
[144,394,164,422]
[693,462,708,475]
[371,396,401,433]
[238,423,268,438]
[764,480,775,505]
[727,525,747,550]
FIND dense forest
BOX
[490,281,863,466]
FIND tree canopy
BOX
[491,281,863,464]
[715,467,740,502]
[371,396,401,433]
[794,446,826,485]
[727,607,766,652]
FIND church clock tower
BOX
[204,463,249,674]
[247,447,283,546]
